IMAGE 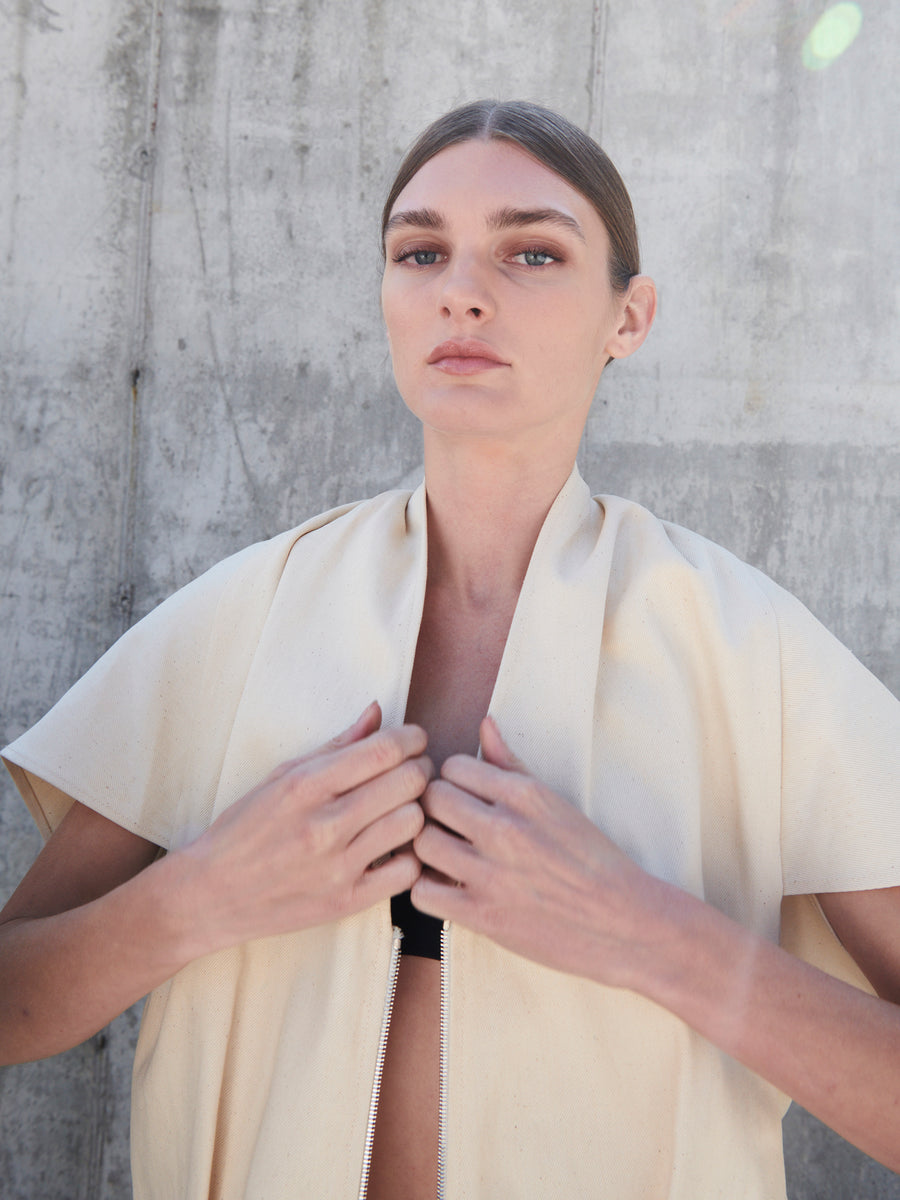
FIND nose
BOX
[438,254,495,322]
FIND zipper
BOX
[358,926,404,1200]
[437,919,450,1200]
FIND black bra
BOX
[391,889,442,959]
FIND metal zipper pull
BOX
[358,927,404,1200]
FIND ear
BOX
[604,275,657,361]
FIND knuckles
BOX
[412,821,437,859]
[292,808,344,859]
[406,802,427,839]
[367,725,428,774]
[399,755,433,797]
[420,777,455,818]
[364,731,403,774]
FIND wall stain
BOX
[6,0,62,34]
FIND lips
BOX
[427,339,509,375]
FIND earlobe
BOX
[605,275,657,361]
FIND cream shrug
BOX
[5,469,900,1199]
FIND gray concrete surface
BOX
[1,0,898,1195]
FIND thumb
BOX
[479,715,527,773]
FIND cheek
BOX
[380,280,394,341]
[381,282,417,350]
[536,303,604,366]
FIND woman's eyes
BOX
[392,245,560,269]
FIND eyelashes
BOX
[390,244,563,268]
[512,247,560,267]
[393,247,442,266]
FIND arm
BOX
[0,703,430,1065]
[412,716,900,1172]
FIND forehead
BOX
[389,138,605,238]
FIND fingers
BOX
[415,815,482,883]
[337,750,433,835]
[411,867,472,922]
[262,702,383,785]
[357,848,422,908]
[420,778,487,842]
[348,795,426,871]
[318,722,429,797]
[439,753,532,816]
[478,715,523,771]
[266,711,427,801]
[437,717,532,806]
[329,700,383,747]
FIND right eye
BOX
[394,248,442,266]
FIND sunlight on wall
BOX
[802,3,863,69]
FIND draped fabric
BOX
[5,469,900,1198]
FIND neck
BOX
[421,434,577,608]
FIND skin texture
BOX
[1,137,899,1193]
[381,138,654,456]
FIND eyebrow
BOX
[488,206,586,242]
[383,205,585,243]
[383,207,445,238]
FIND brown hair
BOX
[381,99,640,293]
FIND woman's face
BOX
[381,137,635,450]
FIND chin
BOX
[402,388,521,437]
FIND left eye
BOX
[513,248,557,267]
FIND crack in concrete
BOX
[182,151,259,503]
[586,0,609,141]
[117,0,165,638]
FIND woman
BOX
[2,100,899,1199]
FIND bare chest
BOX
[404,590,513,769]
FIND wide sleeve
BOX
[1,529,308,848]
[763,579,900,988]
[771,582,900,896]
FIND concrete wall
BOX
[1,0,897,1195]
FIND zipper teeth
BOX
[358,928,404,1200]
[437,920,450,1200]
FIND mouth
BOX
[427,339,509,375]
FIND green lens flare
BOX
[802,3,863,70]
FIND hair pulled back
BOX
[381,99,640,294]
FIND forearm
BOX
[618,879,900,1171]
[0,718,430,1066]
[0,852,207,1065]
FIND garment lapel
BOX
[486,468,615,811]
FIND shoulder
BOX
[594,494,781,635]
[594,493,894,692]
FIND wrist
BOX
[144,843,232,966]
[613,874,769,1055]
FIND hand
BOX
[175,702,432,954]
[411,716,665,987]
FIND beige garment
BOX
[5,469,900,1199]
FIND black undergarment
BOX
[391,889,442,959]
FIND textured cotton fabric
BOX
[5,469,900,1199]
